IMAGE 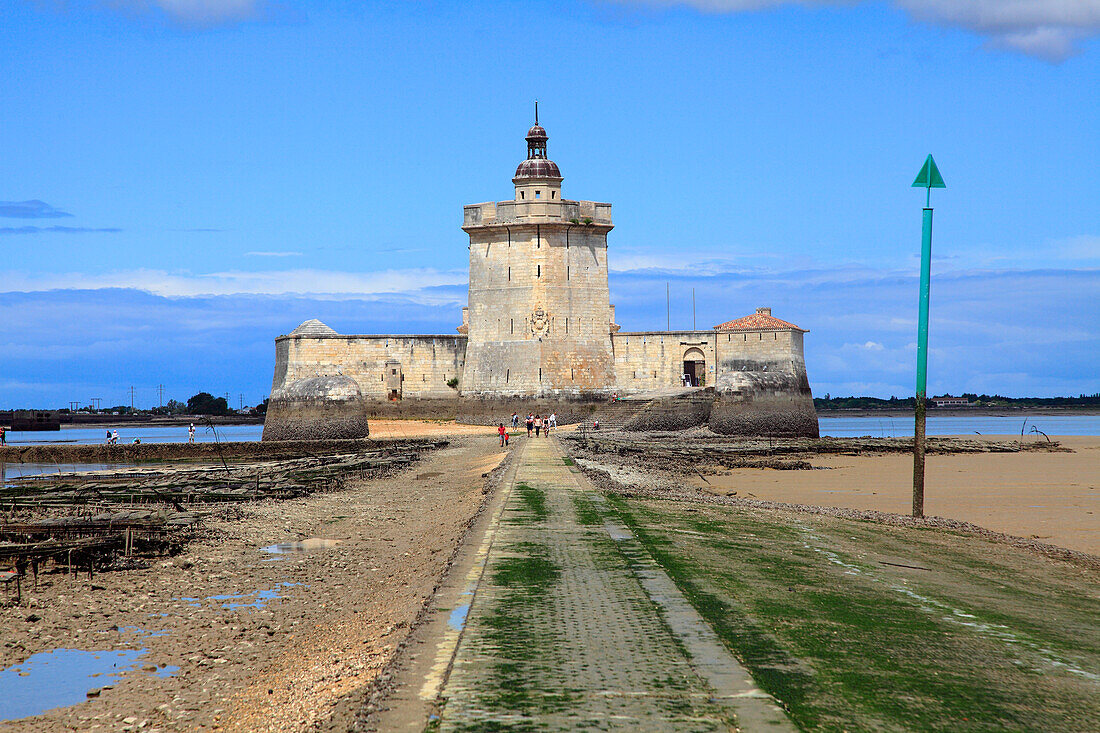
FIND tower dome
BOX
[514,104,562,181]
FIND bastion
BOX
[263,117,818,439]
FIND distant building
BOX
[932,396,971,407]
[263,115,817,439]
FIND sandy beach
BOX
[686,435,1100,555]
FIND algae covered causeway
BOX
[562,430,1100,732]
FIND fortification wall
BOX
[709,330,818,437]
[611,329,804,391]
[611,331,717,391]
[273,334,467,400]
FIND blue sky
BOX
[2,0,1098,408]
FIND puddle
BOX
[448,603,470,631]
[0,648,174,722]
[180,582,302,610]
[261,538,342,554]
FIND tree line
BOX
[815,393,1100,410]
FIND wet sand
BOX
[1,435,508,732]
[366,419,498,440]
[686,435,1100,555]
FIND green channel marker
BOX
[911,154,945,518]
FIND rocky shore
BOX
[1,435,509,732]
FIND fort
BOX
[263,116,818,440]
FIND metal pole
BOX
[913,206,933,517]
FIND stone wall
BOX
[611,329,805,391]
[611,331,717,390]
[272,334,467,401]
[262,375,370,441]
[709,330,818,437]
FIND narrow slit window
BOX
[538,368,542,381]
[537,265,541,278]
[510,318,514,335]
[520,191,525,199]
[508,266,511,281]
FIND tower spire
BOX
[535,100,538,125]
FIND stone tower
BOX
[460,114,616,397]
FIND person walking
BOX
[112,429,119,444]
[498,423,508,447]
[188,423,195,444]
[526,414,534,437]
[0,426,6,445]
[549,412,557,430]
[534,415,542,437]
[511,412,519,429]
[106,429,112,444]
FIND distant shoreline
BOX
[817,407,1100,418]
[60,416,263,429]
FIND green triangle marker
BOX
[912,154,946,189]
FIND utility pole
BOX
[157,384,165,408]
[239,393,244,411]
[666,282,670,331]
[91,398,101,411]
[130,385,135,412]
[911,154,945,518]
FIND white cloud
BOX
[621,0,1100,61]
[897,0,1100,61]
[0,267,468,302]
[107,0,265,25]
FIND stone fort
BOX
[263,117,817,439]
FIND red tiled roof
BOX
[713,312,805,332]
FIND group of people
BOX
[497,411,558,446]
[104,429,142,445]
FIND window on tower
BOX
[535,191,541,199]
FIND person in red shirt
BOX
[498,423,509,447]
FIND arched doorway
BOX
[682,348,706,387]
